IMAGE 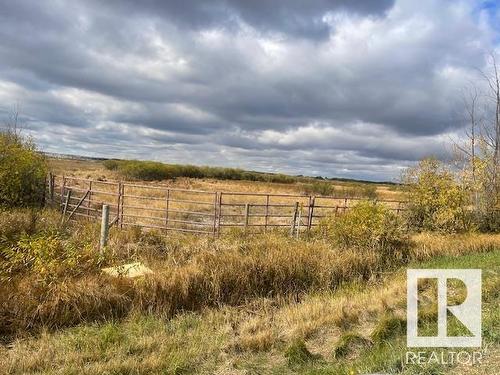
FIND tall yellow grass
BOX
[1,206,499,336]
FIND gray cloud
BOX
[101,0,395,40]
[0,0,498,180]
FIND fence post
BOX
[119,183,125,229]
[61,189,71,225]
[51,174,55,203]
[88,180,93,218]
[60,175,66,210]
[47,172,54,205]
[307,196,315,231]
[244,203,250,232]
[264,194,270,232]
[296,203,302,239]
[217,192,223,237]
[290,201,299,236]
[165,188,170,233]
[343,198,348,213]
[100,204,110,252]
[213,192,218,236]
[114,182,120,224]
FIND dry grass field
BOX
[0,224,498,374]
[48,157,405,236]
[0,157,498,374]
[48,157,403,201]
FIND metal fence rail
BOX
[47,174,406,236]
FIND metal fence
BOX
[47,174,406,236]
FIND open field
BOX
[0,157,497,374]
[48,157,405,235]
[48,157,404,201]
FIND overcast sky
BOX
[1,0,499,181]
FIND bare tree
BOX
[454,52,500,229]
[455,85,480,184]
[1,105,23,143]
[479,53,500,200]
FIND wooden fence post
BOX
[100,204,110,252]
[244,203,250,232]
[307,196,315,231]
[60,175,66,209]
[290,201,299,236]
[47,173,52,204]
[61,190,71,225]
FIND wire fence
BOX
[48,174,406,236]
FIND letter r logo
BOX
[407,269,481,348]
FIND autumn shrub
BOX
[0,208,58,243]
[339,184,378,199]
[403,158,471,233]
[320,201,408,255]
[117,160,174,180]
[0,208,102,284]
[0,131,48,207]
[477,209,500,232]
[303,181,335,196]
[102,159,120,171]
[103,159,299,183]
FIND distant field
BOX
[48,157,404,201]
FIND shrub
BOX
[320,201,408,253]
[102,159,120,171]
[0,229,102,284]
[303,181,335,196]
[103,159,300,183]
[0,208,102,283]
[119,161,174,181]
[0,131,48,207]
[338,184,377,199]
[403,158,471,233]
[0,208,59,244]
[477,209,500,233]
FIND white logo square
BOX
[407,269,481,348]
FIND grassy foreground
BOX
[0,220,498,373]
[0,250,498,374]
